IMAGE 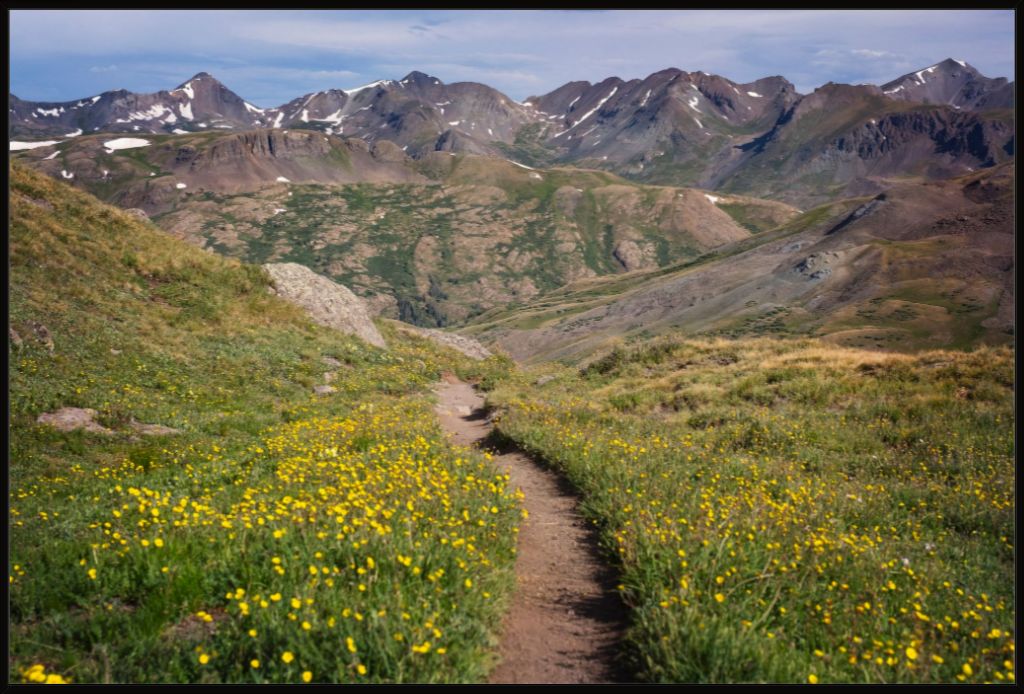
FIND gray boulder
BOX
[391,322,492,360]
[263,263,386,348]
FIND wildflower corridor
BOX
[434,380,628,683]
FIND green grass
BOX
[485,335,1015,683]
[9,162,520,684]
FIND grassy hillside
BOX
[485,335,1014,683]
[8,162,519,684]
[467,165,1014,363]
[13,134,798,328]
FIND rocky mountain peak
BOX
[400,71,442,87]
[175,72,222,91]
[881,58,1011,110]
[937,58,978,74]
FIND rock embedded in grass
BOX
[389,321,492,360]
[36,407,114,435]
[129,420,182,436]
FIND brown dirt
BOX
[433,381,629,684]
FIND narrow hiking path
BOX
[433,379,628,684]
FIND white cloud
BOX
[10,9,1014,103]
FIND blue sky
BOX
[10,10,1014,107]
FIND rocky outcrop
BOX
[263,262,386,348]
[37,407,113,435]
[390,321,492,360]
[612,239,654,272]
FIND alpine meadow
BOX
[8,8,1015,685]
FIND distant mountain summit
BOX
[8,72,272,139]
[880,58,1014,110]
[268,71,537,157]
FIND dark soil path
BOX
[434,380,628,684]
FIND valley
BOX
[13,129,795,326]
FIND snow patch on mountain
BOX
[913,66,938,84]
[103,137,150,153]
[569,86,618,128]
[343,80,391,96]
[746,91,763,98]
[9,140,61,151]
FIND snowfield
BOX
[103,138,151,153]
[9,140,61,151]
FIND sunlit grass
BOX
[487,336,1014,683]
[8,162,518,683]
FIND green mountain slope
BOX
[14,133,798,327]
[8,162,519,684]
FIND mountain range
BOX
[9,59,1014,347]
[10,59,1014,206]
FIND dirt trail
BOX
[433,380,628,684]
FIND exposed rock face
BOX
[612,239,653,271]
[390,321,492,360]
[793,252,838,280]
[263,262,386,348]
[37,407,113,435]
